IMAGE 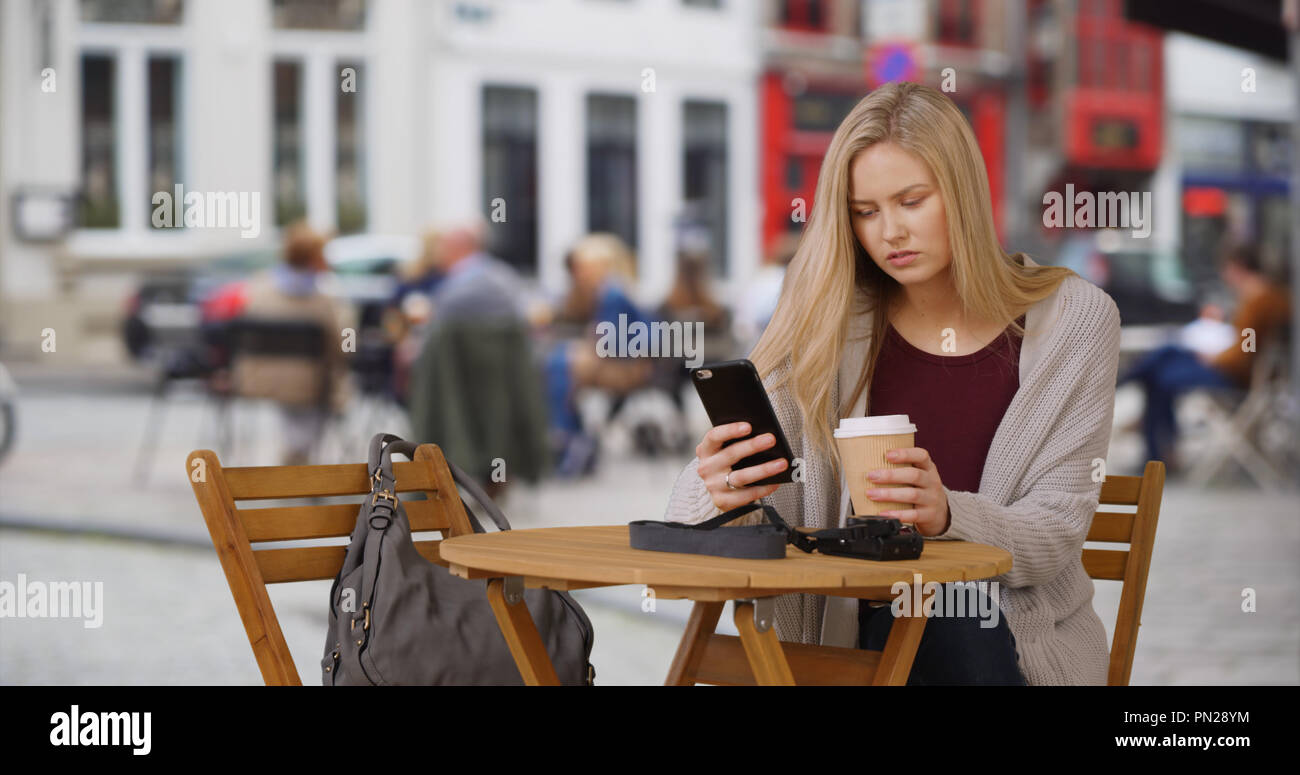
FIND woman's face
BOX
[847,141,951,288]
[570,255,606,295]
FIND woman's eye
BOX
[855,210,875,218]
[903,198,922,207]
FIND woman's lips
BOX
[888,251,918,267]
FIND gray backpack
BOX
[322,433,595,685]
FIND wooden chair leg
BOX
[485,578,561,686]
[665,601,724,685]
[871,610,927,686]
[734,600,795,685]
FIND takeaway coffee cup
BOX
[834,415,917,516]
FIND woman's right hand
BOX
[695,422,788,512]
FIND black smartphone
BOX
[690,359,795,486]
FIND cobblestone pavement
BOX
[0,381,1296,685]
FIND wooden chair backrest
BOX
[1084,460,1166,686]
[187,444,476,686]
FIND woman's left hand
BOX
[865,447,950,537]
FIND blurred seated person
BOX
[1118,241,1292,469]
[1177,302,1238,357]
[544,233,654,476]
[652,243,732,415]
[385,228,445,402]
[733,233,797,357]
[231,221,353,465]
[406,219,549,499]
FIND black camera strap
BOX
[629,501,923,562]
[697,502,818,552]
[629,501,815,559]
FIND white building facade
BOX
[0,0,762,360]
[427,0,761,304]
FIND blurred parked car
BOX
[1091,233,1202,326]
[122,235,417,364]
[121,249,277,361]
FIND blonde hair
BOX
[402,228,441,281]
[570,232,637,282]
[748,82,1075,476]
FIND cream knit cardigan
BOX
[662,262,1121,685]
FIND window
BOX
[1247,121,1290,177]
[683,100,728,276]
[791,90,859,133]
[482,86,539,273]
[779,0,827,31]
[80,0,184,24]
[785,156,803,191]
[273,61,306,227]
[336,61,366,234]
[270,18,367,232]
[79,54,118,228]
[1176,116,1244,174]
[148,56,181,229]
[586,94,638,251]
[272,0,367,30]
[936,0,980,47]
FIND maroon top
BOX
[866,316,1024,494]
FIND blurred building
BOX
[761,0,1020,254]
[758,1,1172,272]
[1,0,433,360]
[427,0,762,304]
[0,0,762,362]
[2,0,1293,362]
[1160,32,1294,305]
[1028,0,1173,323]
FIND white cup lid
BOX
[834,414,916,437]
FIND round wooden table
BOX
[440,525,1012,686]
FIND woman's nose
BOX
[881,209,907,243]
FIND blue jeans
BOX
[1118,344,1235,463]
[544,343,581,435]
[858,587,1027,686]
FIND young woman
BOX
[663,82,1122,685]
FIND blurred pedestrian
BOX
[733,233,796,356]
[232,221,352,465]
[385,228,445,402]
[645,243,732,453]
[406,219,549,500]
[659,244,730,352]
[1118,241,1292,468]
[543,233,653,476]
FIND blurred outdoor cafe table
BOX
[440,525,1012,686]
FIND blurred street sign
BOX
[866,42,920,87]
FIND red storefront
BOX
[760,0,1163,257]
[1059,0,1163,172]
[760,72,1006,254]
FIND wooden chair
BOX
[1083,459,1165,686]
[683,460,1165,686]
[187,443,476,685]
